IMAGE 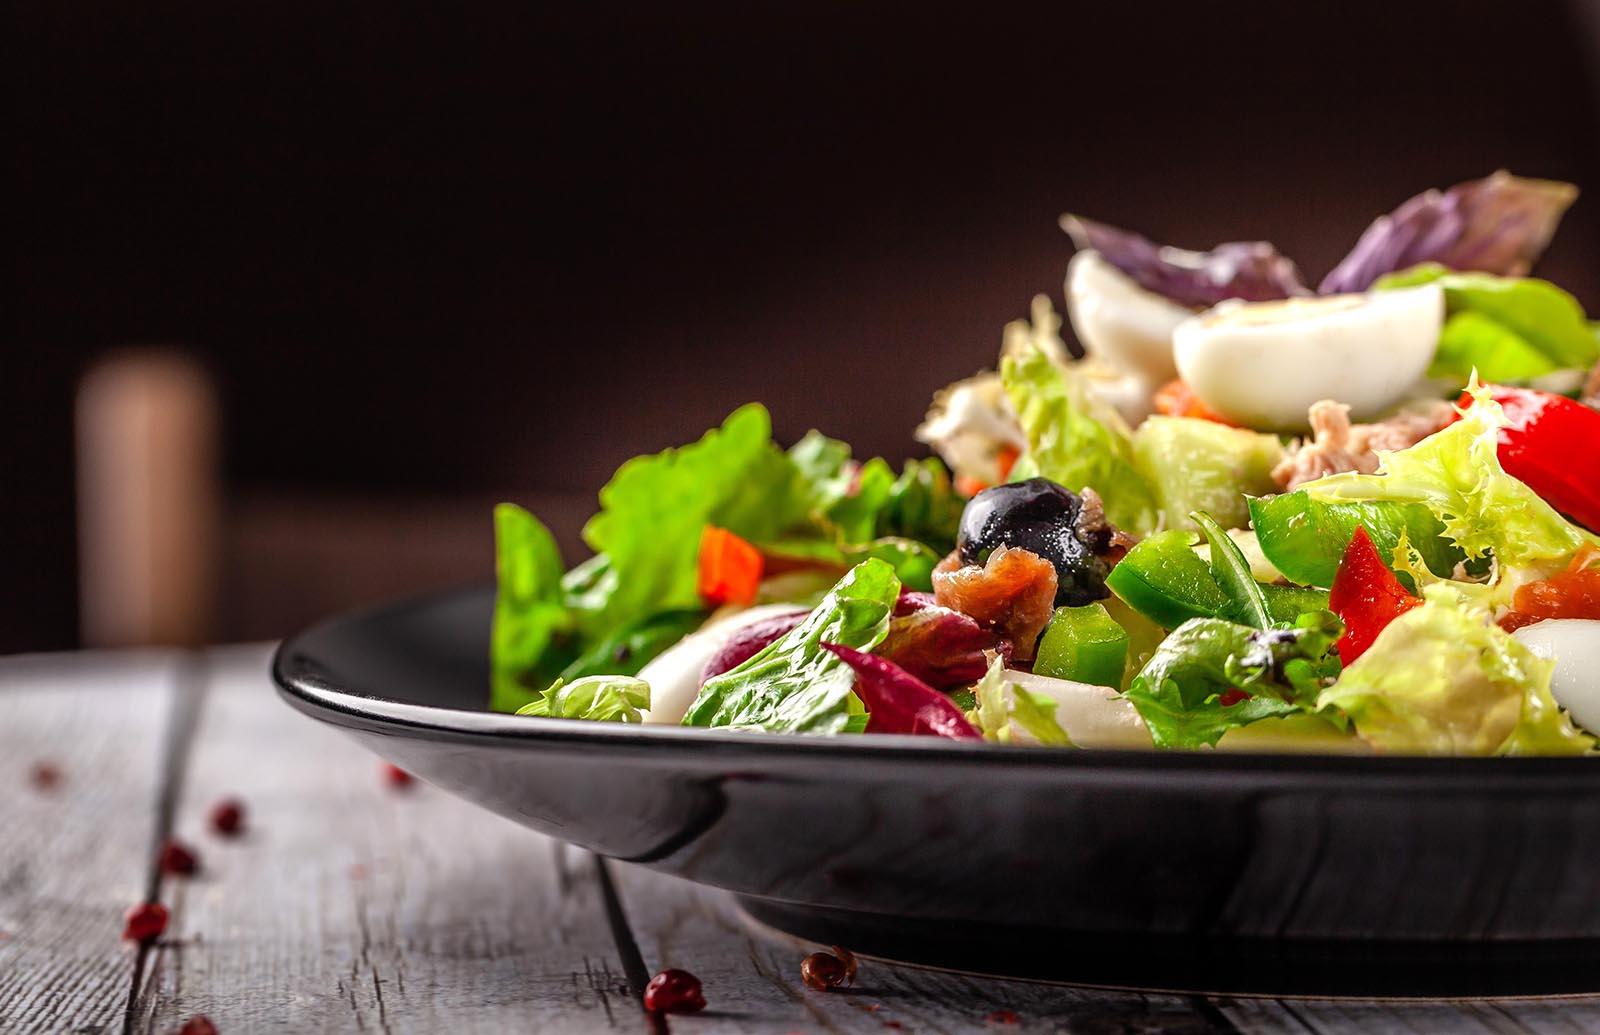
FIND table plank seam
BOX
[124,654,207,1035]
[592,854,670,1035]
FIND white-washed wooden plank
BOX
[0,651,179,1033]
[136,645,634,1035]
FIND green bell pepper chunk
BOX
[1034,603,1129,688]
[1106,530,1329,629]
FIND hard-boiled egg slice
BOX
[1512,619,1600,736]
[1173,285,1444,431]
[1066,250,1192,384]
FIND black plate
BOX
[273,587,1600,997]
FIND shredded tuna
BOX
[931,546,1058,661]
[1271,399,1455,491]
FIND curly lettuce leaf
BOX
[1296,384,1592,590]
[1001,343,1159,534]
[1123,611,1343,750]
[516,675,650,722]
[1376,265,1599,382]
[1062,215,1309,307]
[971,655,1073,746]
[683,559,900,733]
[1318,585,1592,755]
[491,504,577,712]
[1320,171,1577,294]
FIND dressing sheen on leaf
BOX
[683,559,901,733]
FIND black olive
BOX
[956,478,1111,606]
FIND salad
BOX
[492,172,1600,756]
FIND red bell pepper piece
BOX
[1328,526,1423,664]
[1507,543,1600,625]
[1462,386,1600,533]
[697,526,764,606]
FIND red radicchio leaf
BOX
[894,590,939,616]
[699,611,808,685]
[1319,171,1578,294]
[876,602,1001,689]
[1062,214,1309,308]
[820,643,981,740]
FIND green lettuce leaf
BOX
[1123,611,1344,750]
[1377,265,1600,381]
[490,504,577,712]
[516,675,651,722]
[1296,384,1593,594]
[1193,511,1271,629]
[554,609,708,683]
[577,404,793,637]
[971,655,1074,746]
[1001,343,1160,534]
[1319,585,1593,755]
[683,559,901,733]
[1248,492,1465,592]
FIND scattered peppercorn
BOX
[642,968,706,1014]
[831,945,858,985]
[382,763,414,788]
[123,901,169,943]
[158,838,200,876]
[800,951,850,991]
[209,798,245,837]
[29,761,62,791]
[987,1009,1020,1025]
[177,1015,218,1035]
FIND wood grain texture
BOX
[134,645,636,1035]
[0,652,178,1034]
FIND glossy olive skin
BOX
[956,478,1110,606]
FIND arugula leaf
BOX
[683,559,901,733]
[1376,265,1600,381]
[516,675,650,722]
[1123,611,1343,750]
[1248,493,1464,592]
[1193,511,1271,629]
[1001,343,1160,534]
[1320,585,1593,755]
[490,504,577,713]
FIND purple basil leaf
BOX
[876,603,1000,689]
[1319,171,1578,294]
[699,610,808,686]
[1062,214,1309,308]
[822,643,982,739]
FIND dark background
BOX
[11,0,1600,650]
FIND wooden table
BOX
[5,647,1600,1035]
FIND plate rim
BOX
[272,584,1600,786]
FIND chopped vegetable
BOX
[1319,584,1593,756]
[491,504,577,712]
[1152,379,1232,423]
[823,643,981,739]
[1131,416,1282,531]
[1193,511,1272,630]
[1320,171,1577,294]
[971,655,1074,746]
[1327,527,1423,665]
[1001,343,1160,534]
[1511,544,1600,622]
[1248,492,1463,592]
[517,675,651,722]
[1033,603,1129,688]
[1122,611,1344,750]
[1376,265,1600,383]
[874,598,999,689]
[684,559,900,733]
[698,526,765,606]
[1062,215,1309,307]
[1106,530,1329,630]
[1474,386,1600,532]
